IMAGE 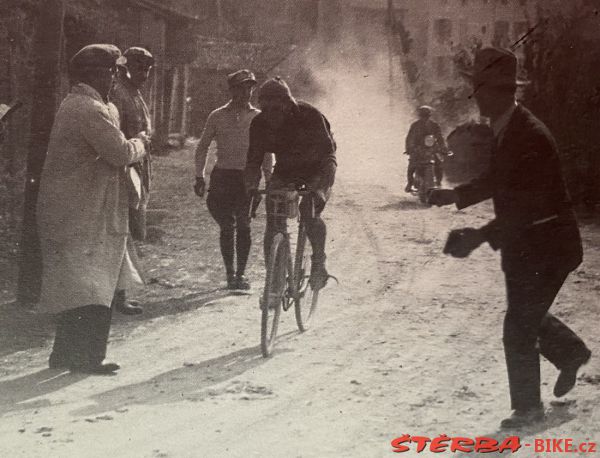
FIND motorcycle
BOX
[410,134,439,204]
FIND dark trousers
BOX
[503,267,589,410]
[264,191,327,263]
[406,162,416,188]
[50,305,112,368]
[207,169,251,277]
[434,157,443,185]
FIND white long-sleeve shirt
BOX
[195,101,273,178]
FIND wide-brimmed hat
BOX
[70,44,126,71]
[227,69,257,87]
[123,47,154,67]
[461,47,529,88]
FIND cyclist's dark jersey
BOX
[245,101,336,187]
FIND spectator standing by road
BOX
[37,44,149,374]
[429,47,591,429]
[111,46,154,314]
[194,70,272,290]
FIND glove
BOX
[194,176,205,197]
[443,228,485,258]
[427,188,457,207]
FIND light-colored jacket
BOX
[37,83,146,314]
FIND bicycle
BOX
[251,185,320,357]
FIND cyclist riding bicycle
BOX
[405,105,448,192]
[245,77,336,290]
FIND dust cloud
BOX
[304,26,414,187]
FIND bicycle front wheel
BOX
[261,233,288,357]
[294,224,319,332]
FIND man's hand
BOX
[194,176,205,197]
[135,130,151,148]
[428,188,457,206]
[312,189,327,214]
[443,227,485,258]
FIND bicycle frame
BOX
[260,188,312,309]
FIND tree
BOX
[17,0,66,307]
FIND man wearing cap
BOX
[245,77,336,290]
[404,105,447,192]
[428,47,591,428]
[37,44,150,374]
[111,46,154,314]
[194,69,272,289]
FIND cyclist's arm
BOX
[245,118,266,190]
[433,122,448,153]
[195,112,217,179]
[405,123,416,154]
[261,153,275,184]
[309,112,337,191]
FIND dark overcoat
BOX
[454,104,582,274]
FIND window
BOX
[434,18,453,45]
[492,20,510,47]
[435,56,451,78]
[513,21,529,41]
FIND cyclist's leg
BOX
[207,170,236,283]
[263,176,285,267]
[233,176,252,285]
[434,156,443,186]
[301,195,329,289]
[406,159,416,191]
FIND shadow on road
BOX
[0,288,245,359]
[0,302,54,358]
[72,344,290,417]
[379,200,430,211]
[454,402,577,457]
[0,368,88,417]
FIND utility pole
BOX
[216,0,223,38]
[387,0,396,110]
[17,0,66,307]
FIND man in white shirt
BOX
[194,70,272,290]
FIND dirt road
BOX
[1,121,599,457]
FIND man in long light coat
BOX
[37,44,149,375]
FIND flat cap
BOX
[227,69,257,87]
[123,47,155,66]
[70,44,125,70]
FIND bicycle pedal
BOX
[327,274,340,285]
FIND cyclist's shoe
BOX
[235,275,251,290]
[309,256,337,290]
[226,274,237,290]
[404,184,413,193]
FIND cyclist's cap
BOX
[258,77,294,101]
[227,69,257,87]
[123,47,155,67]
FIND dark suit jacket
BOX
[454,104,582,274]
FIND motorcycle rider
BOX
[404,105,448,192]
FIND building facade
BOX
[395,0,536,90]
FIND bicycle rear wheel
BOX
[294,224,319,332]
[261,233,288,357]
